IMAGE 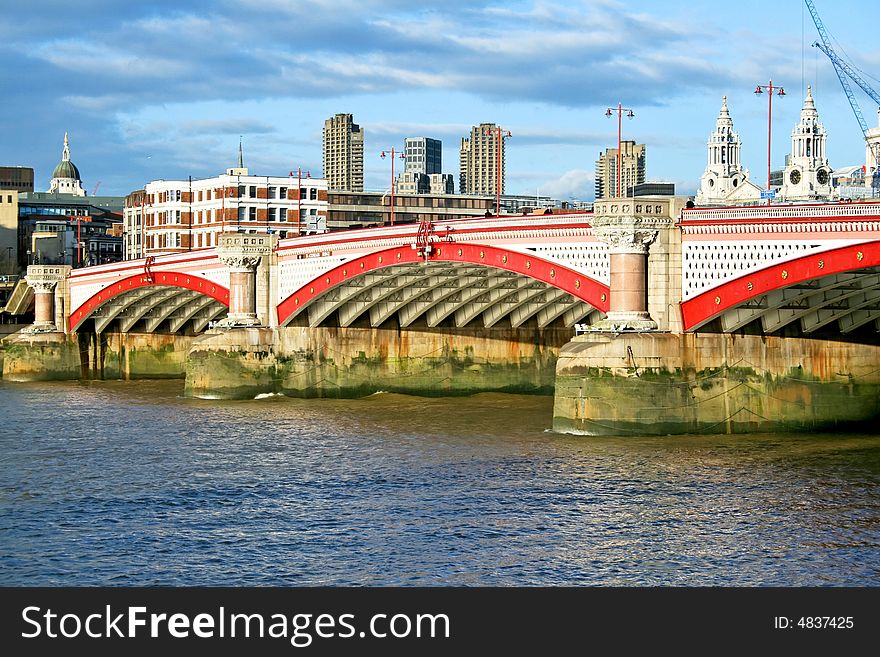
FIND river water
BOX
[1,379,878,586]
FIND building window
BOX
[268,208,276,222]
[310,188,317,200]
[249,207,256,221]
[249,185,257,198]
[269,186,277,198]
[279,208,287,222]
[279,187,287,199]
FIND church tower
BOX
[695,97,759,205]
[48,132,86,196]
[781,86,832,200]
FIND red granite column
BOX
[592,217,658,331]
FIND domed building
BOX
[48,132,85,196]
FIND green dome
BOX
[52,159,80,181]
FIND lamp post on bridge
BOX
[380,148,405,226]
[754,80,786,205]
[604,103,635,198]
[483,126,511,216]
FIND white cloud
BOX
[539,169,594,199]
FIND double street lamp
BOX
[605,103,635,198]
[380,148,406,226]
[754,80,786,204]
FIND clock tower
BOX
[781,85,832,200]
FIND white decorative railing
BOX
[681,202,880,222]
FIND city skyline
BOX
[2,0,879,200]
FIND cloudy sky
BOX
[2,0,879,200]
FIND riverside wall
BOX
[553,332,880,435]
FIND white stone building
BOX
[695,97,762,205]
[779,86,833,201]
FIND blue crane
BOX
[805,0,880,189]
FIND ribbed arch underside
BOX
[281,261,603,329]
[683,241,880,334]
[75,285,228,334]
[69,272,230,333]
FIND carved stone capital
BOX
[27,280,59,294]
[590,215,668,254]
[219,254,263,272]
[217,232,276,272]
[25,264,71,292]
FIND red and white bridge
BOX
[65,213,610,335]
[680,203,880,335]
[35,201,880,338]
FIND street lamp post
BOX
[380,148,405,226]
[605,103,635,198]
[483,126,511,215]
[754,80,786,204]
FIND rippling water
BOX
[1,379,878,586]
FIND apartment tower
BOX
[594,141,646,199]
[323,114,364,192]
[459,123,506,196]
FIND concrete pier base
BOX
[553,332,880,435]
[184,325,569,400]
[1,331,194,381]
[1,331,81,381]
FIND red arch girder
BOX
[276,242,609,326]
[681,240,880,331]
[69,271,230,332]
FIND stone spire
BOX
[695,96,759,205]
[238,136,244,169]
[801,84,818,120]
[717,95,732,126]
[781,84,831,200]
[62,131,70,162]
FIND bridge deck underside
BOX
[85,286,227,334]
[719,265,880,335]
[284,262,601,329]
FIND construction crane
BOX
[805,0,880,191]
[91,181,101,196]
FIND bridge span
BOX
[5,198,880,435]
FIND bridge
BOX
[58,212,613,336]
[23,199,873,339]
[6,198,880,434]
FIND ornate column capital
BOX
[25,265,71,291]
[217,232,276,272]
[590,215,669,254]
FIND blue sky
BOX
[2,0,879,200]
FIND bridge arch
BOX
[277,243,610,329]
[681,240,880,333]
[69,271,230,334]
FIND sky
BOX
[2,0,879,201]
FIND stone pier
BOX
[553,332,880,435]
